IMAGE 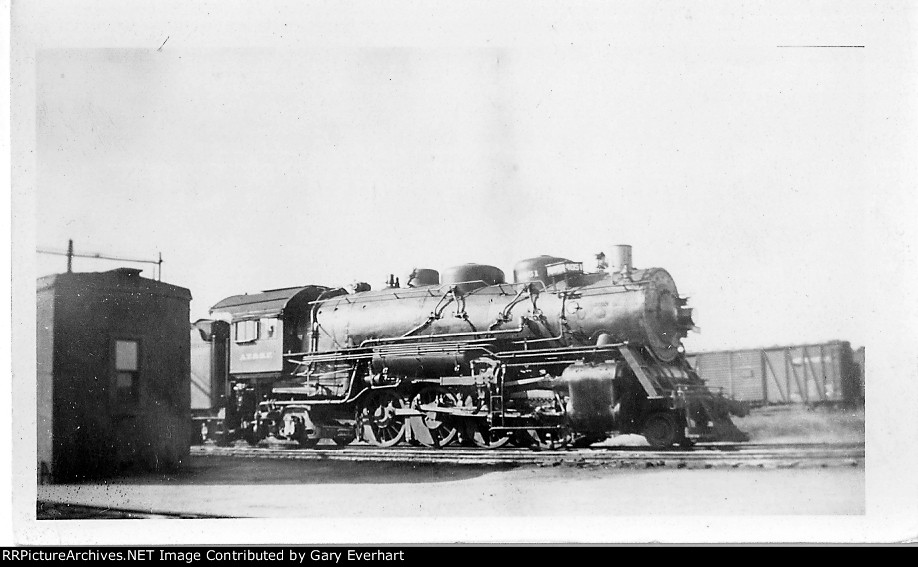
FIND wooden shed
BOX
[37,268,192,482]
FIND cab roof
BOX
[210,285,327,320]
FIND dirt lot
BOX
[732,405,865,444]
[36,454,864,521]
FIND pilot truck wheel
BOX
[641,411,684,448]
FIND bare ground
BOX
[731,405,865,444]
[36,454,864,520]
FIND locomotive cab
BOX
[210,285,329,380]
[205,285,330,444]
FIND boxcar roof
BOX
[686,340,852,356]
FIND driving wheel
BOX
[359,390,407,447]
[412,386,460,447]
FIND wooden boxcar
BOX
[686,341,863,406]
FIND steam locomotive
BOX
[190,245,747,448]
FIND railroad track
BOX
[191,441,864,469]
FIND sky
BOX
[20,1,917,355]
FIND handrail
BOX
[307,279,510,305]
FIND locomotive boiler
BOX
[194,245,747,449]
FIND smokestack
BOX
[608,244,632,275]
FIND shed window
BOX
[114,340,140,405]
[234,320,259,343]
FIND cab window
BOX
[233,320,259,343]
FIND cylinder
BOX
[608,245,632,274]
[559,362,619,433]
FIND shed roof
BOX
[36,268,192,300]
